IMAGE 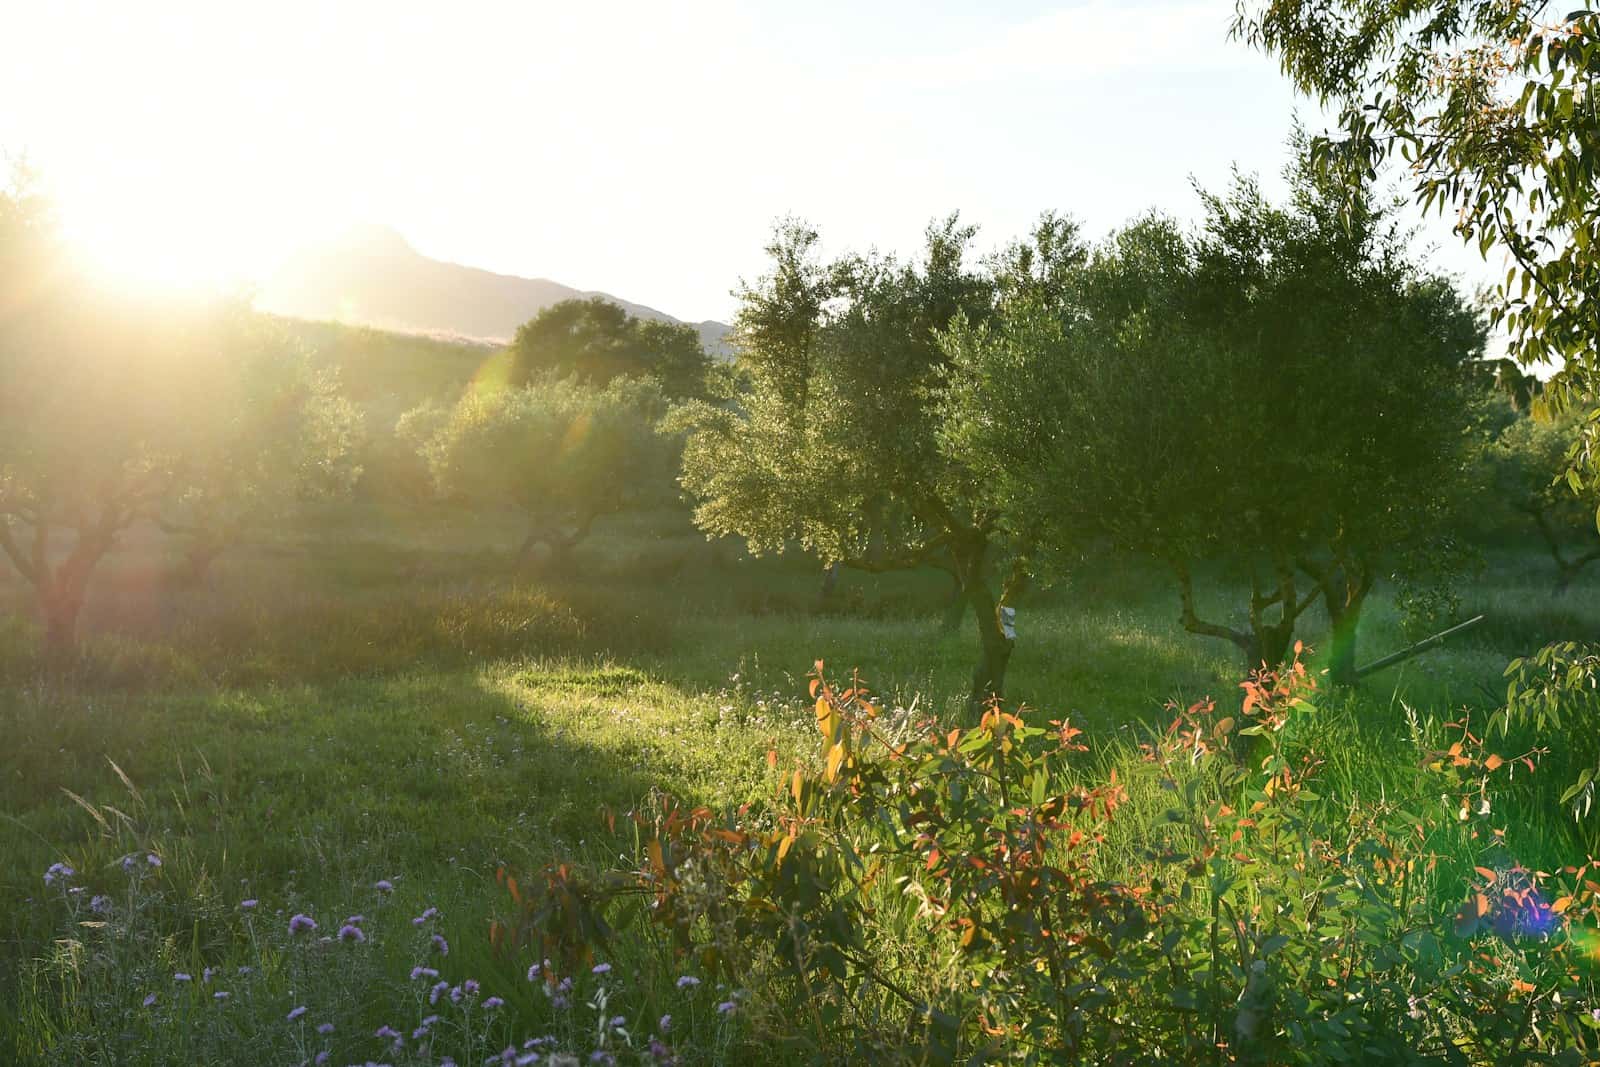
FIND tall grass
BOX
[2,503,1598,1061]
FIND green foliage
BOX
[1487,408,1600,593]
[672,215,1070,703]
[1390,535,1483,642]
[939,158,1484,675]
[0,179,362,648]
[157,313,364,582]
[1504,640,1600,822]
[408,374,676,565]
[1234,4,1599,387]
[510,297,712,399]
[503,656,1600,1063]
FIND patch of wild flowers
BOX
[18,805,741,1066]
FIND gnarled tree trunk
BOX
[33,526,116,670]
[514,511,596,573]
[1525,504,1600,597]
[1174,554,1315,675]
[954,538,1014,712]
[166,536,230,588]
[1297,551,1374,687]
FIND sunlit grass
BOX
[3,505,1599,1061]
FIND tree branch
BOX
[841,530,956,576]
[1173,559,1251,650]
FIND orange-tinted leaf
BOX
[1485,753,1505,771]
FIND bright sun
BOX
[58,181,306,296]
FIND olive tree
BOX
[509,297,712,399]
[411,374,673,568]
[941,166,1483,682]
[156,317,362,585]
[1490,409,1600,595]
[673,216,1079,706]
[0,181,356,656]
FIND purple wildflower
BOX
[375,878,395,892]
[591,1053,616,1066]
[658,1014,671,1033]
[237,966,253,976]
[146,853,162,868]
[288,1006,308,1022]
[174,973,192,983]
[484,996,504,1009]
[239,899,259,910]
[609,1015,626,1028]
[212,991,230,1001]
[143,993,157,1008]
[314,1054,329,1066]
[449,984,465,1004]
[591,962,611,975]
[431,933,449,955]
[515,1056,538,1067]
[374,1024,401,1040]
[429,980,450,1005]
[674,975,699,990]
[412,1024,430,1040]
[202,966,218,984]
[527,963,541,982]
[288,913,317,934]
[337,923,365,943]
[122,855,138,873]
[89,894,112,915]
[317,1022,335,1034]
[412,906,439,926]
[43,862,74,886]
[716,1000,736,1015]
[463,978,479,995]
[410,966,439,980]
[344,914,365,925]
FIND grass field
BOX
[3,501,1598,1063]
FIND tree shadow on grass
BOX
[0,665,717,1016]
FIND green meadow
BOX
[4,500,1597,1064]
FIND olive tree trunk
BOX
[35,528,116,669]
[954,538,1013,712]
[1297,553,1374,687]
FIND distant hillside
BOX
[280,318,505,418]
[257,225,731,354]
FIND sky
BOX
[0,0,1503,326]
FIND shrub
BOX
[495,655,1600,1064]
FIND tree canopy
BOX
[1234,3,1597,409]
[156,314,363,584]
[409,373,673,568]
[0,179,360,655]
[509,297,711,399]
[673,215,1081,706]
[940,163,1485,680]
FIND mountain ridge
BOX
[255,225,731,353]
